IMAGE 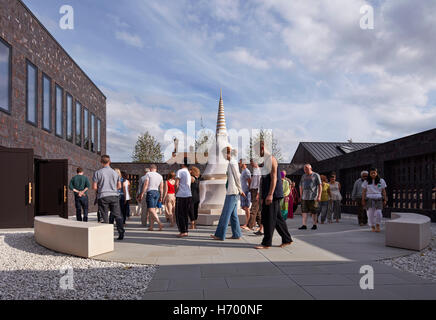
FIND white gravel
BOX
[379,224,436,282]
[0,232,156,300]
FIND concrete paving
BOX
[89,213,436,300]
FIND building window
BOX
[55,85,63,137]
[91,113,95,152]
[66,93,73,142]
[75,101,82,146]
[97,118,101,154]
[84,107,89,150]
[26,61,38,125]
[0,38,11,113]
[42,73,52,132]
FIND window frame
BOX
[66,92,73,143]
[0,37,12,115]
[25,60,38,127]
[55,84,64,138]
[41,72,52,133]
[75,100,82,147]
[97,118,101,154]
[83,106,89,150]
[91,113,95,153]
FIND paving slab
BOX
[146,279,170,292]
[142,290,204,300]
[225,275,298,288]
[380,284,436,300]
[303,285,402,300]
[168,278,228,291]
[289,274,356,286]
[84,214,435,300]
[204,287,314,300]
[343,273,416,285]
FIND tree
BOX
[132,131,163,163]
[195,119,214,154]
[246,129,284,163]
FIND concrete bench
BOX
[34,216,114,258]
[385,212,431,251]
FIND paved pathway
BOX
[91,214,436,300]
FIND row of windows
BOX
[0,37,102,154]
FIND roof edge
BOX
[17,0,107,100]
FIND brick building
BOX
[0,0,106,227]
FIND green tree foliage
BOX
[132,131,163,163]
[247,129,283,163]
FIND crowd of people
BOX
[68,148,388,244]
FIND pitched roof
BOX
[300,142,379,162]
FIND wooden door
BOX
[35,159,68,218]
[0,148,34,228]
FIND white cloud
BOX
[52,0,436,162]
[274,59,294,70]
[223,47,270,69]
[106,14,130,28]
[115,31,144,48]
[211,0,241,21]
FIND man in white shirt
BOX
[175,158,192,238]
[139,164,164,231]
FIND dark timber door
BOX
[0,148,34,228]
[35,159,68,218]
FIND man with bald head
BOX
[299,164,322,230]
[253,140,293,249]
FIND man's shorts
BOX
[301,200,319,214]
[146,190,160,208]
[240,193,251,208]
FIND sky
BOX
[22,0,436,162]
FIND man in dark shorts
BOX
[299,164,322,230]
[92,155,125,240]
[138,164,164,231]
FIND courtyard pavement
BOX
[91,213,436,300]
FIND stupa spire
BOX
[216,89,227,136]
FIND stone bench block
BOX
[34,216,114,258]
[385,212,431,251]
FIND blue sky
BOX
[23,0,436,162]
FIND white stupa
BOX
[197,90,246,225]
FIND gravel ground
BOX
[379,224,436,282]
[0,232,156,300]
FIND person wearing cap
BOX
[352,171,369,226]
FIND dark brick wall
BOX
[312,128,436,221]
[0,0,106,216]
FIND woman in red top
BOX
[163,172,176,227]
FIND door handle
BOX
[28,182,32,205]
[64,186,67,203]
